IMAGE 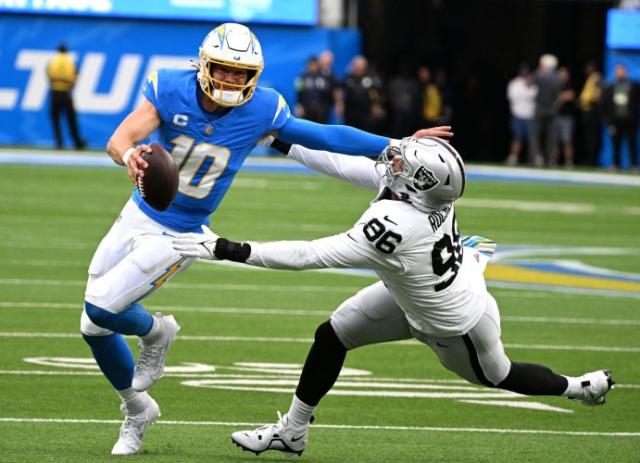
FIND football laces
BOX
[137,176,146,197]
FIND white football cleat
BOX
[111,397,160,455]
[231,412,312,456]
[569,369,614,406]
[132,313,180,392]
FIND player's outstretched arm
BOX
[277,116,388,156]
[283,142,381,191]
[265,126,453,191]
[173,225,379,271]
[106,99,161,184]
[277,117,454,157]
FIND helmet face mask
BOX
[376,137,465,212]
[197,23,264,107]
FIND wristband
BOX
[214,238,252,262]
[271,138,292,155]
[122,147,135,166]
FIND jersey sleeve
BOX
[267,92,291,132]
[246,204,406,272]
[287,144,382,191]
[142,69,169,121]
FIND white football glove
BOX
[172,225,220,260]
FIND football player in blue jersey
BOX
[80,22,451,455]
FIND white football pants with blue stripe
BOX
[81,199,194,336]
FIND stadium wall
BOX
[0,15,360,150]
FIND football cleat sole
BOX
[231,437,304,457]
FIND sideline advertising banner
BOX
[0,0,318,25]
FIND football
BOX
[137,142,179,211]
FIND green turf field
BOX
[0,163,639,462]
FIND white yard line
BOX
[0,301,331,316]
[3,301,639,325]
[457,198,596,214]
[0,369,638,390]
[500,316,640,326]
[0,278,361,293]
[2,275,639,299]
[0,416,637,437]
[1,331,638,353]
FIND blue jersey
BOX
[132,68,290,232]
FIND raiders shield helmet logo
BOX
[413,165,439,191]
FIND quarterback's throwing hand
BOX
[124,145,151,185]
[172,225,220,260]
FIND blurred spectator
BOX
[387,65,421,138]
[601,64,639,171]
[619,0,640,8]
[434,67,454,125]
[531,54,563,167]
[294,56,333,123]
[417,66,443,127]
[578,62,603,166]
[47,43,85,150]
[505,63,537,166]
[342,56,386,133]
[318,50,344,120]
[551,66,576,168]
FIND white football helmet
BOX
[376,137,465,212]
[197,23,264,107]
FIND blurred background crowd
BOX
[297,50,637,171]
[290,0,640,172]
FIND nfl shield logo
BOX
[413,166,439,191]
[204,125,214,136]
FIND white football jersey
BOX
[246,145,488,336]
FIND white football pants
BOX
[330,281,511,386]
[80,199,195,336]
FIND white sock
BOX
[118,388,150,415]
[561,375,584,397]
[142,315,162,341]
[287,395,315,430]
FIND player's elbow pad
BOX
[215,238,251,262]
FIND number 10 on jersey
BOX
[170,135,231,199]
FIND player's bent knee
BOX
[314,320,347,351]
[84,301,119,331]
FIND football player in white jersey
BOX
[173,137,614,457]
